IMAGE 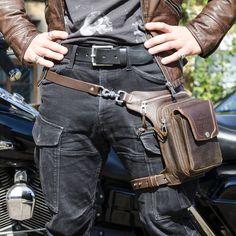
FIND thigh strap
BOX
[131,174,168,190]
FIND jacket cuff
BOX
[8,25,40,64]
[186,13,226,58]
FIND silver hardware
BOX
[161,118,167,133]
[205,132,210,138]
[6,170,35,221]
[12,93,24,103]
[0,141,14,150]
[115,90,126,105]
[141,102,147,115]
[14,170,28,183]
[99,87,126,104]
[91,45,113,66]
[101,88,118,99]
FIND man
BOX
[0,33,22,81]
[0,1,235,235]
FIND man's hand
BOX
[144,22,202,65]
[24,31,69,67]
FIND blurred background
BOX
[0,0,235,105]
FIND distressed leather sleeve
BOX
[186,0,236,58]
[0,0,40,63]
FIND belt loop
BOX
[67,45,78,69]
[119,47,127,66]
[126,47,132,70]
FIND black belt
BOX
[64,44,154,66]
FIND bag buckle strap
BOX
[131,174,168,190]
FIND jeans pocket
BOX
[139,130,161,155]
[32,115,64,213]
[49,58,71,75]
[131,61,166,85]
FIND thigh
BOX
[33,114,108,215]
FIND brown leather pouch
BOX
[124,90,222,186]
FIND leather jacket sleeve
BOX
[187,0,236,58]
[0,0,39,63]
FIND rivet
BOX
[205,131,210,138]
[90,87,94,91]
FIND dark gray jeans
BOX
[33,47,198,236]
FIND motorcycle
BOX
[0,87,235,236]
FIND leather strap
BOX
[64,44,154,66]
[131,174,168,190]
[46,71,103,96]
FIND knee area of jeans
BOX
[47,205,96,235]
[139,205,189,224]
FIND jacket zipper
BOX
[165,0,182,18]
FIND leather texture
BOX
[46,71,103,96]
[0,0,235,86]
[124,90,223,186]
[130,174,169,190]
[64,44,154,66]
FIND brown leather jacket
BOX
[0,0,235,88]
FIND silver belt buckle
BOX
[91,45,114,66]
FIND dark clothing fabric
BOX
[33,46,198,235]
[64,0,146,45]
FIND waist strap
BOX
[64,44,154,66]
[46,71,102,95]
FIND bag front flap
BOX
[175,99,218,141]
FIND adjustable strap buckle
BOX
[131,174,168,190]
[91,45,114,66]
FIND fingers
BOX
[145,22,173,33]
[144,23,202,65]
[43,40,68,55]
[161,51,185,65]
[146,40,181,55]
[47,30,69,41]
[24,31,69,67]
[32,53,54,68]
[144,33,173,49]
[36,47,64,61]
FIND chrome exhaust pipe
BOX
[6,170,35,221]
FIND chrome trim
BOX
[0,141,14,150]
[0,88,39,117]
[0,227,46,235]
[6,171,36,221]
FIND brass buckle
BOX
[91,45,114,66]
